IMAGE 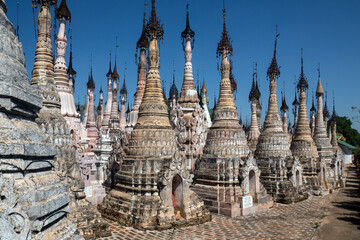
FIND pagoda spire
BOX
[67,31,76,95]
[127,4,149,132]
[31,0,60,109]
[119,66,127,130]
[330,92,338,154]
[86,68,98,146]
[106,50,112,78]
[266,25,280,78]
[313,66,333,188]
[255,28,291,158]
[169,64,178,101]
[178,1,198,106]
[290,49,320,191]
[310,90,316,136]
[97,88,104,130]
[248,67,260,153]
[110,40,120,127]
[254,64,262,129]
[201,77,212,127]
[215,2,235,111]
[101,51,113,130]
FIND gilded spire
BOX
[201,78,207,93]
[316,63,324,96]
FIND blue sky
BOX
[5,0,360,131]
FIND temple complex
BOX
[255,33,305,203]
[98,0,210,230]
[0,0,350,239]
[192,6,273,217]
[290,50,322,194]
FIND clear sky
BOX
[5,0,360,131]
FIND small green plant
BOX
[313,222,320,228]
[320,215,326,219]
[117,221,125,226]
[171,222,177,229]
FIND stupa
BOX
[248,68,261,153]
[0,1,81,238]
[101,54,113,131]
[30,0,109,237]
[98,0,210,230]
[171,3,207,171]
[290,50,321,193]
[255,32,305,203]
[126,10,149,133]
[193,6,273,217]
[280,94,291,144]
[200,79,212,127]
[313,70,334,189]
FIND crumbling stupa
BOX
[0,0,81,238]
[30,0,109,238]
